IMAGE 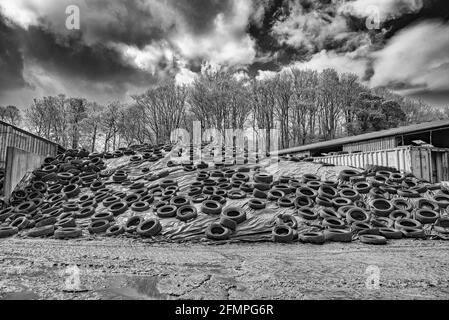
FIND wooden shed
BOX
[276,119,449,157]
[274,119,449,182]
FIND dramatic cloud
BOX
[171,0,257,66]
[370,20,449,94]
[0,15,26,90]
[344,0,424,21]
[288,47,370,79]
[0,0,448,108]
[272,3,349,51]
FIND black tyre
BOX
[360,234,387,245]
[157,205,177,218]
[324,228,353,242]
[27,225,55,237]
[206,223,231,240]
[105,224,125,237]
[125,216,144,233]
[88,219,110,234]
[201,200,222,215]
[0,226,19,238]
[110,202,128,216]
[54,227,83,239]
[130,201,150,212]
[299,232,325,244]
[272,225,294,243]
[222,207,246,224]
[415,209,439,224]
[248,199,266,209]
[176,205,198,222]
[137,219,162,237]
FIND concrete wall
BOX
[3,146,46,200]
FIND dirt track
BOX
[1,238,448,300]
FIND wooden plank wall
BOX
[343,137,397,153]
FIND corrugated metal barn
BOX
[0,120,61,169]
[276,120,449,183]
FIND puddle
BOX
[3,290,40,300]
[100,275,167,300]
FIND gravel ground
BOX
[1,238,449,300]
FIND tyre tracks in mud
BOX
[1,238,449,299]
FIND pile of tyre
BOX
[168,163,449,244]
[0,144,172,239]
[268,168,449,244]
[1,144,449,245]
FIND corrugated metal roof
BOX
[0,120,61,147]
[275,119,449,155]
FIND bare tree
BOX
[290,68,319,145]
[273,73,294,149]
[100,101,121,152]
[316,69,342,140]
[118,104,154,146]
[0,105,22,126]
[190,67,251,143]
[133,80,187,144]
[250,78,276,151]
[25,95,69,147]
[67,98,87,149]
[79,102,104,152]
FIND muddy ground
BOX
[1,238,448,300]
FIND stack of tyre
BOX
[267,168,449,244]
[2,146,449,244]
[0,144,172,239]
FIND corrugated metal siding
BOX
[343,137,397,153]
[314,147,412,172]
[313,146,449,183]
[0,122,58,169]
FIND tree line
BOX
[2,67,447,152]
[0,105,22,126]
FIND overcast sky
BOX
[0,0,448,109]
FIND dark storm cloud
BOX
[0,0,241,98]
[1,0,449,107]
[22,25,157,85]
[248,0,293,70]
[0,15,26,90]
[81,0,172,48]
[71,0,235,49]
[171,0,233,34]
[248,0,288,52]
